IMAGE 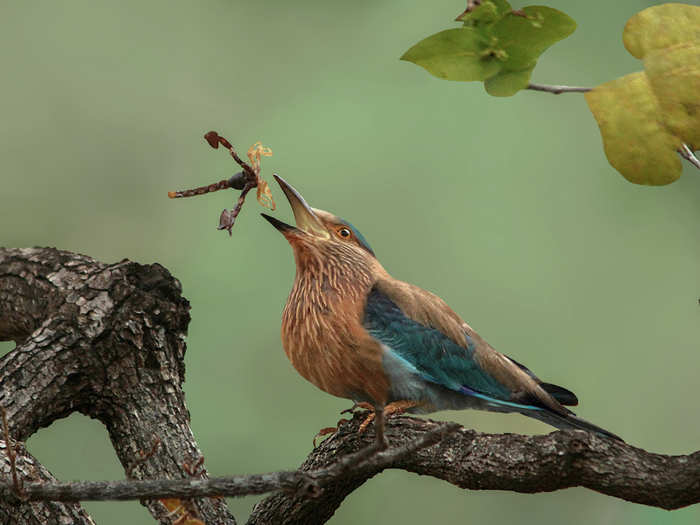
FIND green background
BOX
[1,1,699,523]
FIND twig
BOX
[679,143,700,170]
[526,83,592,94]
[168,131,275,235]
[0,421,459,503]
[0,472,302,503]
[455,0,482,20]
[204,131,259,180]
[0,407,22,499]
[217,182,256,235]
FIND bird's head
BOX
[261,175,375,273]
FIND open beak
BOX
[261,175,330,239]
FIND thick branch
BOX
[248,415,700,524]
[0,247,235,524]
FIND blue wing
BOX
[363,286,543,412]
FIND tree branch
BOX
[0,247,235,524]
[1,247,698,525]
[247,415,700,524]
[0,421,460,504]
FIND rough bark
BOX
[0,247,235,524]
[0,247,698,525]
[249,415,700,523]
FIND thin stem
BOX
[526,83,592,94]
[679,143,700,170]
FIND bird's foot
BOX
[312,418,351,448]
[357,400,420,434]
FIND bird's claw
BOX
[357,400,419,434]
[358,412,376,433]
[313,418,351,448]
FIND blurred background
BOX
[1,1,699,523]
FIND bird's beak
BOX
[261,175,330,239]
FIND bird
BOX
[261,175,622,447]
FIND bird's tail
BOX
[524,409,624,442]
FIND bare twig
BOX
[204,131,259,180]
[679,143,700,170]
[217,181,256,235]
[455,0,481,20]
[168,131,275,235]
[0,421,459,504]
[526,83,593,94]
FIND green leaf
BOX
[484,66,534,96]
[400,28,501,81]
[585,72,682,186]
[490,6,577,72]
[644,42,700,148]
[457,0,512,27]
[623,3,700,59]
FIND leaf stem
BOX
[678,144,700,170]
[526,83,592,94]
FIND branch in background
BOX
[527,84,700,171]
[526,82,592,94]
[679,143,700,170]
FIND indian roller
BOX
[262,175,622,446]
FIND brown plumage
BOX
[262,175,622,444]
[281,231,390,404]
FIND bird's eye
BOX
[336,227,352,239]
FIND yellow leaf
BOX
[644,42,700,148]
[623,3,700,59]
[247,142,273,174]
[585,72,682,185]
[256,178,276,210]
